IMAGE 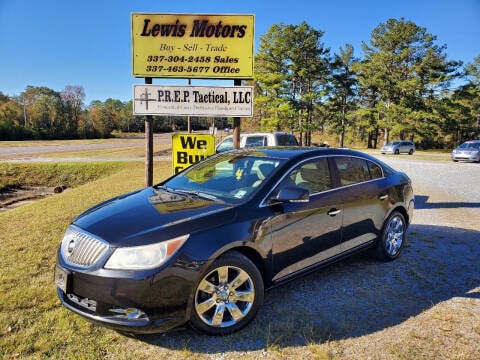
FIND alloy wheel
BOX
[194,265,255,328]
[384,215,404,256]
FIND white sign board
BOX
[133,85,253,117]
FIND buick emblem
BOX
[67,238,76,255]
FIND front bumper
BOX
[451,152,480,162]
[57,288,186,334]
[55,260,201,334]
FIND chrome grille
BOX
[61,227,108,268]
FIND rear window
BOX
[276,134,298,146]
[245,136,267,147]
[334,157,384,185]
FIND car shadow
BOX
[415,194,480,209]
[134,224,480,352]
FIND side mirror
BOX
[269,186,309,204]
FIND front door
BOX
[267,157,344,282]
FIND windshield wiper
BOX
[151,186,186,202]
[172,189,219,201]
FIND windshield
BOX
[458,142,480,150]
[162,152,285,203]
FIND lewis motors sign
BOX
[133,85,253,117]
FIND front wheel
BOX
[190,251,264,335]
[375,211,406,261]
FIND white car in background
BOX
[216,132,299,153]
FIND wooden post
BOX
[233,79,241,149]
[145,77,153,187]
[187,78,192,133]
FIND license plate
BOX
[54,265,70,293]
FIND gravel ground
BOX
[121,156,480,359]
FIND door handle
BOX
[327,208,342,216]
[378,194,389,200]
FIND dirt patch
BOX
[0,185,65,211]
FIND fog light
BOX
[110,307,148,320]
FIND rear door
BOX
[332,156,391,252]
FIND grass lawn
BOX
[0,161,175,359]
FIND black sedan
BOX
[55,147,414,335]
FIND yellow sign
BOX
[172,133,216,174]
[131,13,254,79]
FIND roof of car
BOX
[222,132,295,138]
[224,146,373,160]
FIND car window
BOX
[367,161,384,179]
[216,137,233,152]
[276,134,298,146]
[164,153,284,203]
[279,157,332,194]
[459,142,480,149]
[245,136,267,147]
[334,157,371,186]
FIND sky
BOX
[1,0,479,105]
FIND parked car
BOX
[451,140,480,162]
[381,141,415,155]
[216,132,298,152]
[55,147,414,335]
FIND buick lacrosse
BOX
[55,147,414,335]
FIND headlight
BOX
[104,234,189,270]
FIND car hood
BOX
[72,187,236,246]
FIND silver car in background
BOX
[381,141,415,155]
[451,140,480,162]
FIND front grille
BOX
[61,227,108,268]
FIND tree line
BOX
[0,85,218,140]
[1,18,479,149]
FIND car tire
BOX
[408,149,414,155]
[374,211,406,261]
[190,251,264,335]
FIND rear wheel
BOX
[375,211,406,261]
[190,252,264,335]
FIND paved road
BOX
[0,134,172,161]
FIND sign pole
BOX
[145,77,153,187]
[187,78,191,133]
[233,79,241,149]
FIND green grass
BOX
[0,162,129,190]
[0,161,170,359]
